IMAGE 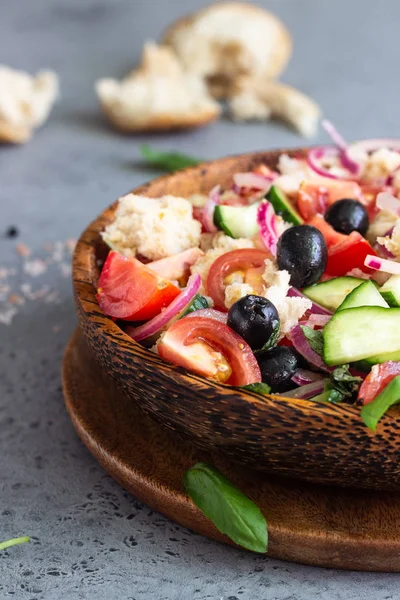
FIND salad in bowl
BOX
[95,122,400,432]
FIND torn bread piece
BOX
[96,42,221,132]
[0,66,59,144]
[230,79,321,138]
[163,2,292,99]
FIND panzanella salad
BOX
[97,122,400,430]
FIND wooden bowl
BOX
[73,149,400,491]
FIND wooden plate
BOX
[72,149,400,490]
[62,328,400,572]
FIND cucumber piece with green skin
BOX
[266,186,303,226]
[337,281,389,311]
[303,277,366,312]
[379,274,400,307]
[355,349,400,370]
[213,202,260,238]
[323,306,400,366]
[361,375,400,430]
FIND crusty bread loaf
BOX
[0,66,59,144]
[163,2,292,99]
[230,78,321,138]
[96,42,221,132]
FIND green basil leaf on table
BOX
[139,145,201,172]
[0,536,30,551]
[183,462,268,553]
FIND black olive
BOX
[227,295,280,350]
[256,346,307,392]
[324,198,369,236]
[277,225,327,288]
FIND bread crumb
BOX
[96,42,220,132]
[102,193,201,260]
[230,79,321,138]
[163,3,291,99]
[0,65,59,144]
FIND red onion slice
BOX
[292,369,325,386]
[322,120,362,176]
[183,308,228,324]
[233,172,274,190]
[257,200,279,256]
[322,119,347,151]
[289,324,331,372]
[306,313,331,327]
[376,191,400,215]
[202,185,220,233]
[126,274,201,342]
[287,287,332,316]
[307,146,343,180]
[280,379,326,399]
[364,255,400,275]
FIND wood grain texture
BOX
[72,149,400,490]
[63,329,400,571]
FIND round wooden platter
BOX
[63,328,400,572]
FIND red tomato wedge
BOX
[297,180,363,220]
[97,251,180,321]
[358,362,400,405]
[306,214,347,247]
[207,249,271,311]
[326,232,377,276]
[158,316,261,386]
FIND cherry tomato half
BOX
[307,214,347,248]
[158,316,261,386]
[297,180,363,221]
[326,232,377,276]
[358,361,400,405]
[207,249,271,311]
[97,251,180,321]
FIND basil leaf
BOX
[310,389,343,404]
[0,536,30,551]
[183,463,268,553]
[328,364,361,401]
[241,382,271,395]
[181,294,209,316]
[300,326,324,356]
[259,320,280,353]
[361,375,400,431]
[140,144,201,172]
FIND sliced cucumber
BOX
[379,274,400,307]
[355,349,400,370]
[323,306,400,366]
[303,277,366,312]
[213,202,260,238]
[266,186,303,226]
[337,281,388,311]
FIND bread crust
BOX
[230,78,321,138]
[96,42,220,132]
[0,119,31,144]
[163,2,292,98]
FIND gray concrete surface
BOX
[1,0,400,598]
